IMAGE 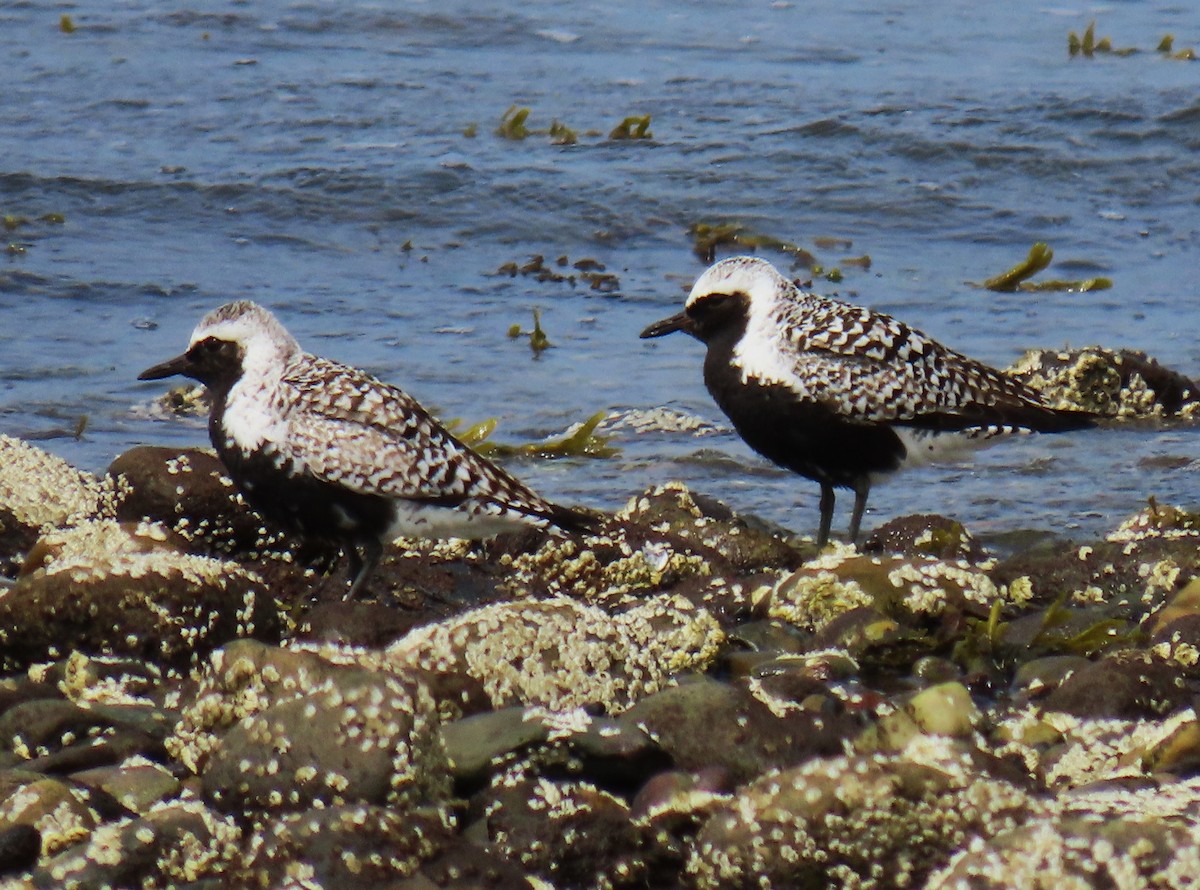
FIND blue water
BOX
[2,1,1199,543]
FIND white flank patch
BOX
[894,427,1018,468]
[386,502,534,541]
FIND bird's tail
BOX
[543,502,605,535]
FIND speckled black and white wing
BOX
[736,289,1080,433]
[270,355,578,528]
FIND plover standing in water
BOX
[640,256,1095,546]
[140,301,593,600]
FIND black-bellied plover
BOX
[640,256,1094,546]
[139,301,593,599]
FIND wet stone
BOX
[617,674,856,785]
[0,823,40,876]
[621,482,802,572]
[861,514,988,562]
[71,759,180,815]
[1041,650,1194,719]
[0,775,101,858]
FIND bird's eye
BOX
[187,337,228,360]
[689,293,734,317]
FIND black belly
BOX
[216,442,395,546]
[704,357,906,489]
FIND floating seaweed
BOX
[1069,21,1191,59]
[496,106,531,140]
[548,120,578,145]
[1157,34,1198,60]
[979,243,1111,293]
[447,411,618,459]
[608,114,652,140]
[688,222,819,268]
[507,308,551,355]
[493,254,620,293]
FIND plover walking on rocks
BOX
[640,256,1094,546]
[140,301,593,600]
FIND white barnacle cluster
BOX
[764,548,1000,634]
[0,435,111,530]
[500,529,712,605]
[687,748,1039,890]
[384,595,723,714]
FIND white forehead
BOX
[686,256,790,309]
[188,301,297,354]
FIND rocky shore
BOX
[0,347,1198,889]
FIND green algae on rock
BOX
[384,595,724,714]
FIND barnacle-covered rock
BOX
[990,505,1200,621]
[495,483,794,615]
[621,482,801,572]
[861,514,987,562]
[0,520,280,670]
[1008,346,1200,417]
[0,436,117,575]
[925,814,1200,889]
[498,524,717,607]
[856,682,981,753]
[236,804,454,888]
[0,775,102,858]
[170,640,449,814]
[687,744,1040,889]
[761,546,1000,634]
[1041,649,1193,719]
[108,445,288,559]
[0,694,171,773]
[72,758,180,815]
[616,675,856,784]
[478,771,644,888]
[28,798,241,889]
[384,595,724,714]
[993,706,1198,789]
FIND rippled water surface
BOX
[3,1,1199,543]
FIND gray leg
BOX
[848,476,871,542]
[344,538,383,602]
[816,481,835,548]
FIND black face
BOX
[138,336,243,390]
[640,291,749,344]
[684,291,747,341]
